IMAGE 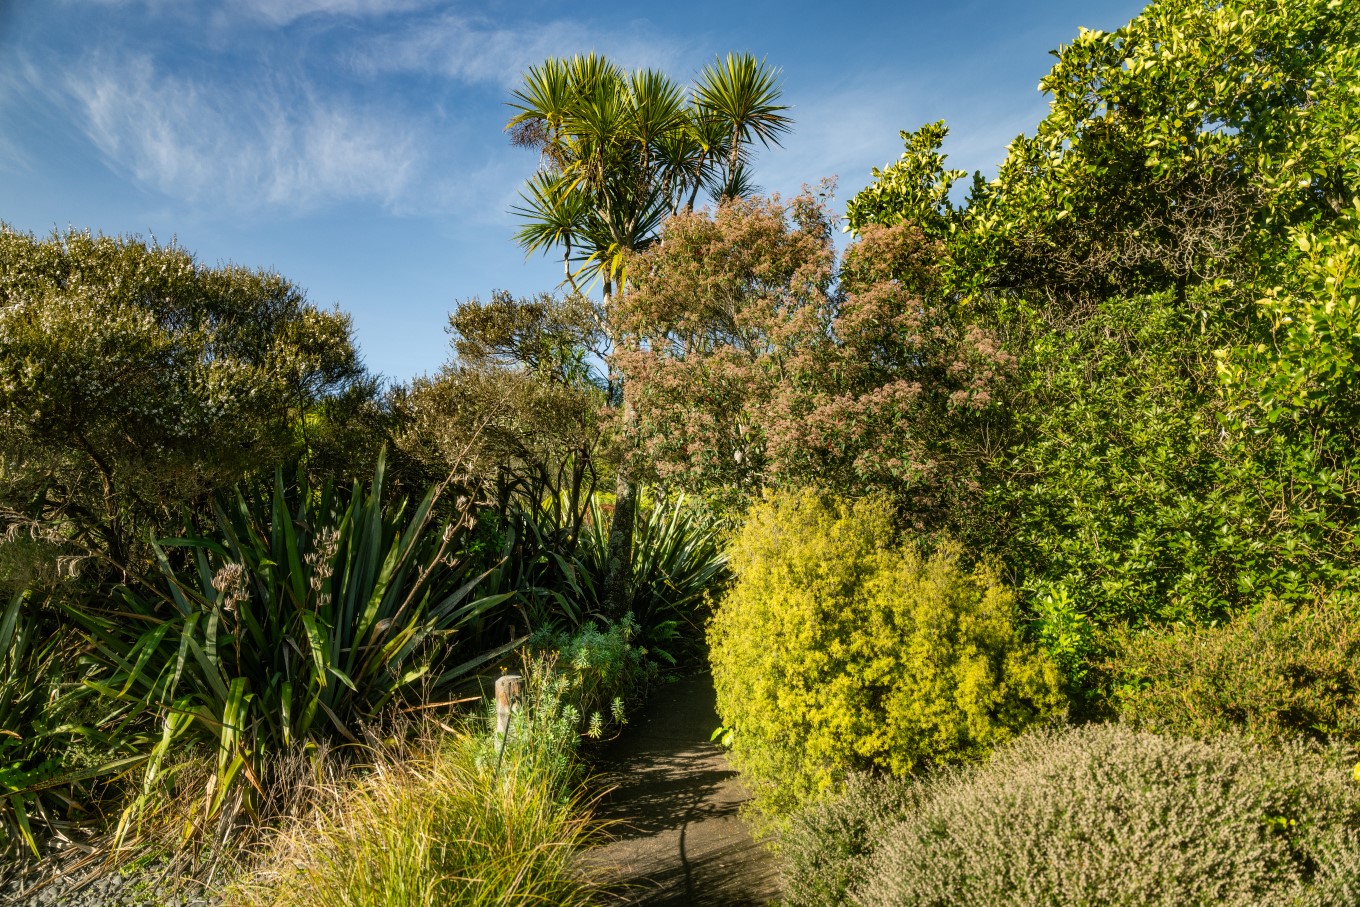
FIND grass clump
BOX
[853,724,1360,907]
[231,661,603,907]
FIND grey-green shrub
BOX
[855,724,1360,907]
[527,615,650,739]
[1112,594,1360,745]
[779,773,918,907]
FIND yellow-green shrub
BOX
[709,489,1064,820]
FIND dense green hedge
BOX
[1112,594,1360,745]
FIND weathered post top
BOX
[495,673,524,739]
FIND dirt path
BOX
[582,673,780,906]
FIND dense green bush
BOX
[833,0,1360,712]
[0,225,368,574]
[709,489,1063,819]
[855,724,1360,907]
[1113,594,1360,745]
[967,289,1231,695]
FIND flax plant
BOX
[501,492,728,660]
[71,452,515,844]
[0,591,141,859]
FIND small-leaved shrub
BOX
[856,724,1360,907]
[779,773,919,907]
[1112,594,1360,745]
[709,488,1063,820]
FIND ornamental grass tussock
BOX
[228,661,604,907]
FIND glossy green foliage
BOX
[966,290,1230,689]
[72,453,513,833]
[847,0,1360,305]
[843,121,967,240]
[709,489,1063,820]
[1214,212,1360,596]
[977,0,1359,301]
[833,0,1360,707]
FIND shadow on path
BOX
[581,673,780,906]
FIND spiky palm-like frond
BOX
[694,53,793,194]
[507,52,791,295]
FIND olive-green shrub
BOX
[709,489,1063,819]
[856,724,1360,907]
[1112,594,1360,745]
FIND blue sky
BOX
[0,0,1145,383]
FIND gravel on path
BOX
[581,673,780,906]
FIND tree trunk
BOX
[602,464,637,619]
[601,272,636,620]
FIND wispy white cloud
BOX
[71,0,444,26]
[231,0,440,26]
[59,54,427,213]
[7,8,709,220]
[357,12,693,88]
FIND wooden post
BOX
[495,674,524,739]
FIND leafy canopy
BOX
[0,226,365,573]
